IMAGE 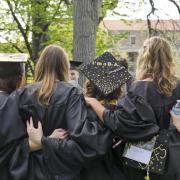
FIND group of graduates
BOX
[1,36,180,180]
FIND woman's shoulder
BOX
[130,80,155,87]
[56,81,82,95]
[128,80,157,97]
[50,81,83,105]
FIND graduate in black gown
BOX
[0,54,29,180]
[85,37,180,180]
[69,60,83,91]
[28,52,130,180]
[0,46,115,180]
[27,52,159,180]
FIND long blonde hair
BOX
[136,36,177,96]
[35,45,69,105]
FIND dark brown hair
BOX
[0,62,23,93]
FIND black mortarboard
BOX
[80,52,132,96]
[0,53,28,78]
[70,60,83,71]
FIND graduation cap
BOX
[80,52,132,96]
[0,53,28,78]
[70,60,83,71]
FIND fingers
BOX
[38,121,42,130]
[49,131,68,139]
[170,110,174,117]
[53,128,67,133]
[26,120,30,128]
[30,117,34,128]
[59,133,68,139]
[27,117,42,129]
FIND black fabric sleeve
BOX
[0,91,27,149]
[103,93,160,142]
[166,129,180,175]
[9,138,30,180]
[0,90,29,179]
[41,94,113,177]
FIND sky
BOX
[106,0,180,20]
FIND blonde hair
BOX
[35,45,69,105]
[136,36,177,97]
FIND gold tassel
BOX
[144,176,150,180]
[144,166,150,180]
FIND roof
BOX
[102,20,180,31]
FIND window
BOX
[130,36,136,45]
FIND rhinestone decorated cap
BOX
[80,51,132,96]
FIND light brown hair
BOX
[84,80,122,102]
[35,45,69,105]
[136,36,177,96]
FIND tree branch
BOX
[0,34,24,53]
[168,0,180,14]
[147,0,157,37]
[6,0,33,60]
[0,34,34,75]
[52,0,63,20]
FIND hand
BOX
[171,111,180,132]
[85,97,99,107]
[49,128,68,139]
[26,117,43,152]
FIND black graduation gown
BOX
[0,81,113,180]
[110,81,180,180]
[40,86,160,180]
[0,81,159,180]
[0,92,29,180]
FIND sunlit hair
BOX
[35,45,69,105]
[136,36,177,96]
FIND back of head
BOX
[0,62,24,93]
[136,36,177,96]
[84,80,122,103]
[83,54,130,106]
[35,45,69,105]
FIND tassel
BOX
[144,176,150,180]
[144,166,150,180]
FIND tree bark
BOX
[73,0,102,85]
[31,0,49,62]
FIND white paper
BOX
[123,145,152,164]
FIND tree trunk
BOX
[31,0,49,62]
[73,0,102,85]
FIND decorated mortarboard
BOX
[80,52,132,96]
[0,53,28,78]
[70,60,83,70]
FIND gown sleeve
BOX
[41,93,113,178]
[0,90,30,180]
[0,91,27,148]
[9,138,29,180]
[103,93,160,142]
[165,128,180,176]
